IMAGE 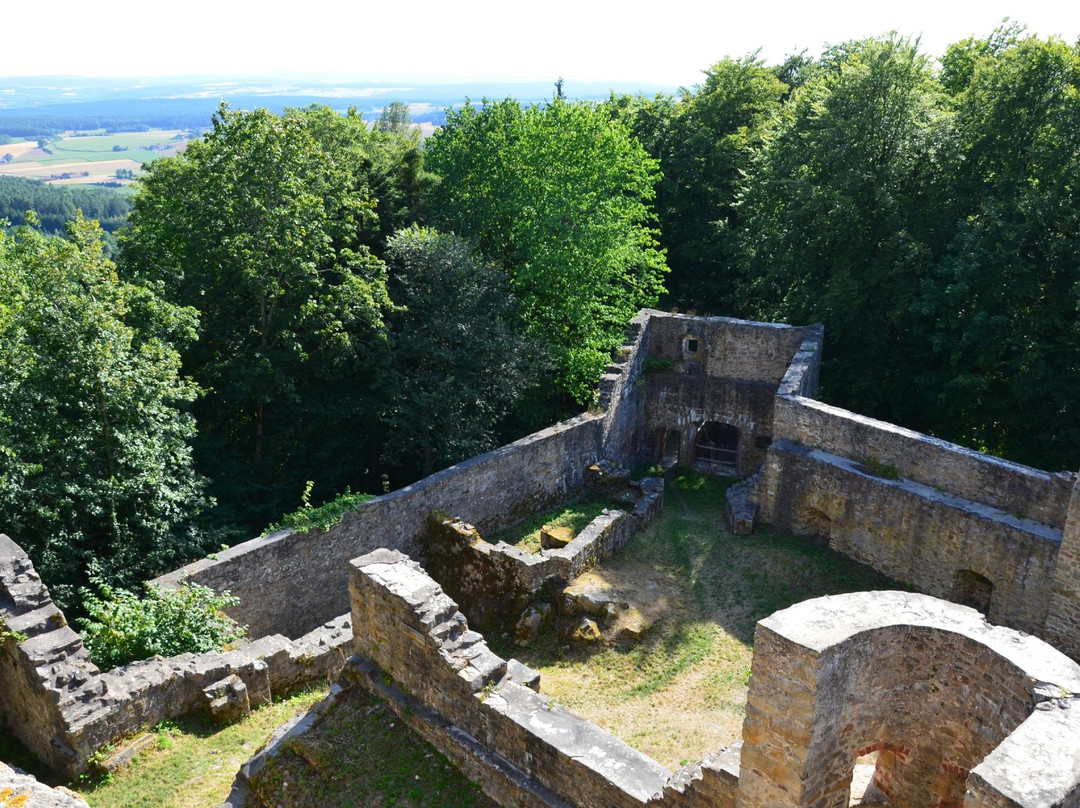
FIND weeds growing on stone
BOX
[490,495,625,554]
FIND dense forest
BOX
[1,25,1078,617]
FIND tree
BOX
[609,55,786,312]
[122,103,395,532]
[914,31,1080,468]
[0,216,210,611]
[425,98,667,403]
[736,35,951,423]
[381,226,543,479]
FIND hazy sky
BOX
[5,0,1080,86]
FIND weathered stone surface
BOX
[726,475,760,535]
[540,525,575,550]
[563,579,624,618]
[586,459,632,493]
[514,603,553,646]
[203,674,251,724]
[0,762,89,807]
[737,592,1080,808]
[96,732,156,773]
[572,617,602,643]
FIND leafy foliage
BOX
[267,481,374,534]
[0,217,210,611]
[122,103,397,532]
[382,225,543,477]
[425,98,667,403]
[79,577,245,670]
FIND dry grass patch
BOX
[502,470,900,769]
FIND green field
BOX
[0,130,192,185]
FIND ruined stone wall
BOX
[772,396,1073,528]
[599,311,653,463]
[0,534,352,777]
[349,549,674,808]
[639,314,822,474]
[1044,479,1080,660]
[155,414,605,640]
[422,485,662,635]
[642,312,821,385]
[736,591,1080,808]
[757,442,1060,635]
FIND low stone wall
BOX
[0,533,352,777]
[736,591,1080,808]
[155,414,606,640]
[772,395,1074,528]
[348,549,740,808]
[422,483,663,637]
[757,441,1060,635]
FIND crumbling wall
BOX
[757,442,1060,635]
[349,549,741,808]
[422,482,662,635]
[1045,478,1080,660]
[735,591,1080,808]
[640,314,822,474]
[0,533,352,778]
[155,414,606,640]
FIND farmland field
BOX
[0,129,192,185]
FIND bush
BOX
[267,482,375,535]
[79,578,246,670]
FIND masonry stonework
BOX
[5,308,1080,806]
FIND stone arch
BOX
[951,569,993,616]
[735,591,1080,808]
[695,420,739,470]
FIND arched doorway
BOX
[695,421,739,470]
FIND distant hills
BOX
[0,75,679,137]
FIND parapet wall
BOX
[773,395,1074,528]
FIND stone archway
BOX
[734,591,1080,808]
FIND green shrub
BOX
[267,482,375,535]
[79,579,246,670]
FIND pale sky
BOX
[4,0,1080,86]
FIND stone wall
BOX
[772,396,1074,528]
[642,312,821,385]
[155,414,606,640]
[735,591,1080,808]
[0,534,352,777]
[348,549,741,808]
[757,442,1061,635]
[422,483,663,635]
[1045,478,1080,660]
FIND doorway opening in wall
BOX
[951,570,993,616]
[848,751,891,806]
[662,429,680,470]
[695,421,738,472]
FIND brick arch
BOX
[735,591,1080,808]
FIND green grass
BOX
[488,495,625,553]
[506,470,901,768]
[246,687,496,808]
[77,687,328,808]
[15,131,189,166]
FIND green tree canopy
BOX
[381,226,544,478]
[424,98,667,403]
[122,103,395,531]
[736,35,951,422]
[0,216,209,610]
